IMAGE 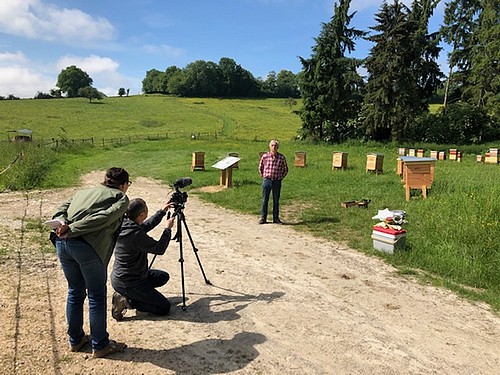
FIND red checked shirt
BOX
[259,152,288,180]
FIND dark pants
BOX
[261,178,282,222]
[115,269,171,316]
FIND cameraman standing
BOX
[110,198,175,320]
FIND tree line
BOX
[141,58,301,99]
[298,0,499,143]
[34,0,498,144]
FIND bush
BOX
[0,144,58,191]
[409,103,497,144]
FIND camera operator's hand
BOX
[165,216,175,230]
[162,202,175,212]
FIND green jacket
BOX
[53,184,129,265]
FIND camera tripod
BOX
[150,203,211,311]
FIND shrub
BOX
[409,103,496,144]
[0,144,58,190]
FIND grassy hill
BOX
[0,95,301,141]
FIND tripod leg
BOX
[176,212,187,311]
[180,214,212,285]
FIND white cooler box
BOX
[371,226,407,254]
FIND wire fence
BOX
[2,130,220,149]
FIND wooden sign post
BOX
[212,156,240,188]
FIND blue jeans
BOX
[56,238,109,350]
[261,178,282,222]
[115,269,171,316]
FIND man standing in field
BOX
[259,139,288,224]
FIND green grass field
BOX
[0,95,301,141]
[1,95,499,311]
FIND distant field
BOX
[0,95,301,142]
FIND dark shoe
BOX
[259,218,266,224]
[273,219,284,225]
[92,340,127,358]
[70,334,90,352]
[112,292,129,321]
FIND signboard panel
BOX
[212,156,240,170]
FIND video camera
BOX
[169,177,192,209]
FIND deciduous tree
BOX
[78,86,103,103]
[56,65,93,98]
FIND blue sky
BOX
[0,0,447,98]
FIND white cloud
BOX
[56,54,134,97]
[0,65,55,98]
[0,50,55,97]
[0,0,116,47]
[0,50,29,64]
[56,54,119,75]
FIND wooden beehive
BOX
[191,152,205,171]
[400,157,436,201]
[438,151,446,160]
[484,148,499,164]
[227,152,239,168]
[408,149,416,157]
[366,153,384,174]
[294,151,307,167]
[476,155,484,163]
[416,149,425,157]
[430,150,438,159]
[398,148,407,156]
[332,152,348,170]
[397,158,404,176]
[449,149,459,161]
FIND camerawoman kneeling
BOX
[111,198,175,320]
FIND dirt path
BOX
[0,172,499,374]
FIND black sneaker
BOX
[111,292,129,321]
[273,219,284,225]
[259,218,266,224]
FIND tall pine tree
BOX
[361,0,440,141]
[467,0,500,118]
[440,0,481,107]
[298,0,365,143]
[409,0,443,111]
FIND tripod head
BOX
[169,177,191,213]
